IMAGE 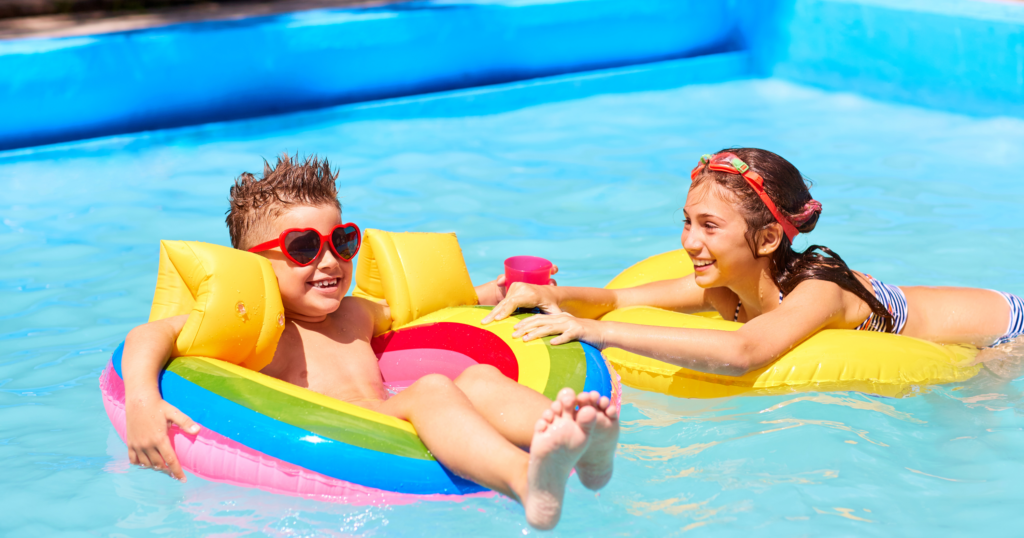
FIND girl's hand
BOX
[511,312,606,347]
[125,395,200,481]
[477,265,559,308]
[482,279,561,324]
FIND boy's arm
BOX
[475,278,507,306]
[122,314,199,481]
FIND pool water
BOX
[3,76,1024,536]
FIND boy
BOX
[121,155,619,530]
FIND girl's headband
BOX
[690,152,818,242]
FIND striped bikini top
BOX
[732,277,908,335]
[855,277,908,334]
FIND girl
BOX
[482,148,1023,376]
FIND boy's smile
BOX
[254,204,353,323]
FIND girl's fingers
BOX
[549,333,572,345]
[522,322,567,342]
[483,295,525,324]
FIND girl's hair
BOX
[692,148,893,331]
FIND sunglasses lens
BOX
[331,225,360,260]
[284,230,321,265]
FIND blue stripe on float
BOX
[112,341,125,378]
[110,342,484,495]
[581,342,613,398]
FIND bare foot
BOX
[573,390,619,490]
[524,388,594,530]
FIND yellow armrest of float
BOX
[353,229,478,329]
[149,240,285,371]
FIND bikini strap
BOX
[733,291,785,322]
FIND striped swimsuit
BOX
[991,291,1024,347]
[856,279,1024,347]
[855,278,909,334]
[734,278,1024,348]
[732,278,908,333]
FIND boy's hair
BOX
[226,154,341,250]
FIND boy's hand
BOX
[126,395,199,481]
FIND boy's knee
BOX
[455,364,503,386]
[412,373,457,394]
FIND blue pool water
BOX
[3,76,1024,536]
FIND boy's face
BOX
[257,204,352,323]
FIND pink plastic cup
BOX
[504,256,554,288]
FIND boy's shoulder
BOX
[325,296,391,338]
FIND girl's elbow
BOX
[726,339,773,376]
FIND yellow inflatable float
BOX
[600,250,981,398]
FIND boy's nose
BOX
[318,246,351,271]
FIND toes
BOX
[575,392,592,408]
[597,395,610,411]
[535,418,549,433]
[576,405,598,431]
[542,409,555,423]
[550,399,563,415]
[557,388,576,412]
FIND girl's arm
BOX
[122,314,199,480]
[510,280,846,376]
[482,274,712,324]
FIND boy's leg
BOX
[453,365,551,446]
[376,374,594,530]
[453,364,620,491]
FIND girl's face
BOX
[681,181,761,289]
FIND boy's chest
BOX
[266,325,385,400]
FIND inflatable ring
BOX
[600,250,981,399]
[101,238,616,500]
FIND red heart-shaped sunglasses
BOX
[248,223,361,266]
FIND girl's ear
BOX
[755,223,784,256]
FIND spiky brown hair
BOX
[226,154,341,250]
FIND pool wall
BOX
[0,0,738,150]
[769,0,1024,118]
[1,0,1023,151]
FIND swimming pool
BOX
[3,67,1024,534]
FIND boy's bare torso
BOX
[260,297,389,405]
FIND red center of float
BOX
[371,322,520,384]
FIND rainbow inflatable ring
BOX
[100,232,617,502]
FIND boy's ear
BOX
[755,223,784,256]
